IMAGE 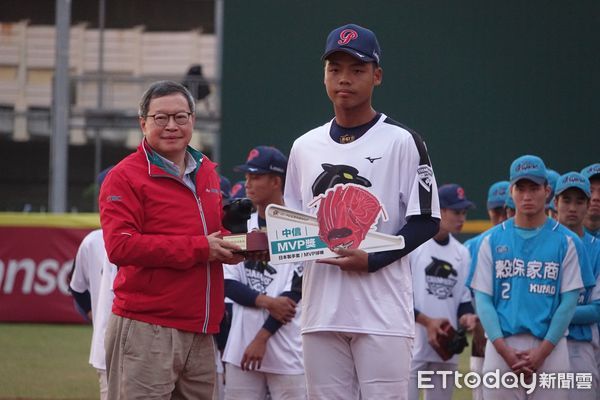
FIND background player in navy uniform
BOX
[471,155,590,399]
[554,171,600,400]
[581,163,600,238]
[223,146,306,400]
[409,184,478,400]
[284,24,440,400]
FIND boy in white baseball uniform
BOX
[284,23,440,400]
[409,184,478,400]
[223,146,306,400]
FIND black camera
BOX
[222,198,254,234]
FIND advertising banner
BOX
[0,214,98,323]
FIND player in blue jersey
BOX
[505,194,516,219]
[581,163,600,239]
[554,171,600,400]
[463,180,509,400]
[545,169,560,219]
[471,155,589,399]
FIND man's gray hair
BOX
[138,80,195,117]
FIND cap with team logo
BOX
[554,172,591,198]
[545,169,560,211]
[505,194,515,210]
[322,23,381,65]
[230,180,246,199]
[581,163,600,180]
[509,155,547,186]
[438,184,475,210]
[234,146,287,176]
[220,175,232,204]
[487,181,510,209]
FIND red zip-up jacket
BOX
[99,140,225,333]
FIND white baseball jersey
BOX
[90,259,117,370]
[284,113,440,337]
[410,235,472,363]
[222,213,304,375]
[69,229,118,369]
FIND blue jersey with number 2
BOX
[470,218,590,339]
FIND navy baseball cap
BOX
[234,146,287,176]
[322,24,381,65]
[97,166,114,187]
[487,181,510,209]
[581,163,600,180]
[439,184,475,210]
[220,175,232,199]
[509,155,547,186]
[230,180,246,199]
[555,172,591,198]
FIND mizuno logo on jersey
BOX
[365,156,382,163]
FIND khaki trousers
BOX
[105,314,217,400]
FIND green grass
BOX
[0,323,98,400]
[0,323,472,399]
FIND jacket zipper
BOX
[152,172,212,333]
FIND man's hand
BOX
[241,329,271,371]
[207,232,244,264]
[256,295,297,324]
[318,248,369,272]
[493,338,528,374]
[416,314,450,350]
[458,313,479,332]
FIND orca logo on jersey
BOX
[425,257,458,300]
[244,260,276,293]
[311,163,371,197]
[338,29,358,45]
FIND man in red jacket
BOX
[100,80,244,399]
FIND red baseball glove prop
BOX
[311,184,385,251]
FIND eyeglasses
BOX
[146,112,192,127]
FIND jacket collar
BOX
[140,139,204,179]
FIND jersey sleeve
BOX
[460,250,473,303]
[470,235,493,295]
[223,261,243,281]
[464,234,483,288]
[560,236,585,293]
[283,142,303,212]
[591,245,600,302]
[70,235,91,293]
[404,134,440,219]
